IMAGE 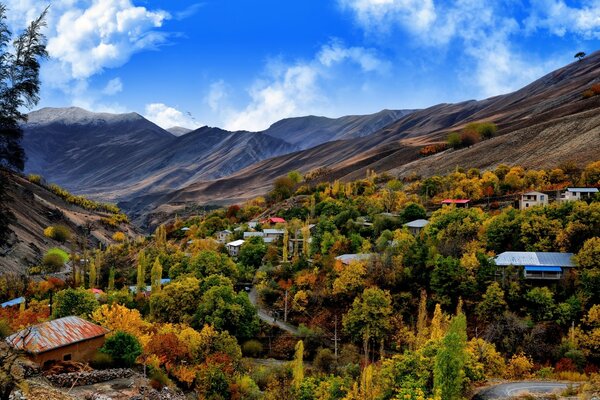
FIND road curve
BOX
[473,381,576,399]
[248,287,299,335]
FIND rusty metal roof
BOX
[5,316,109,354]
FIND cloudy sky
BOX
[5,0,600,131]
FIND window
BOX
[540,195,545,201]
[63,354,72,361]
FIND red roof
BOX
[265,217,286,224]
[90,289,104,294]
[441,199,470,204]
[6,316,109,354]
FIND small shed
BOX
[404,219,429,235]
[560,187,599,202]
[441,199,470,208]
[6,316,109,367]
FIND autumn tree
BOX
[292,340,304,390]
[136,250,147,293]
[52,288,99,318]
[434,313,467,400]
[151,256,162,294]
[150,276,201,324]
[343,288,393,363]
[476,282,508,323]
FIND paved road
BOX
[248,287,299,335]
[473,381,577,399]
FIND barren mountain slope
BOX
[0,172,136,273]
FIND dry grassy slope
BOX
[0,172,136,273]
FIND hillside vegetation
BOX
[1,160,599,399]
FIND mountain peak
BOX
[26,107,144,126]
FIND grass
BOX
[46,248,69,263]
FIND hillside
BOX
[262,109,414,150]
[0,171,136,274]
[145,52,600,219]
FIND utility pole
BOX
[284,290,288,322]
[334,315,339,358]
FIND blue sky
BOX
[5,0,600,131]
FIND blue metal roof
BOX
[1,297,25,308]
[495,252,574,267]
[524,266,562,272]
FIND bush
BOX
[90,351,114,369]
[447,132,462,149]
[242,340,263,358]
[100,331,142,367]
[314,348,335,374]
[112,231,126,242]
[505,353,534,379]
[460,130,481,147]
[42,253,65,271]
[44,225,71,242]
[27,174,42,184]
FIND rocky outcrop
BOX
[0,342,38,399]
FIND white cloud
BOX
[206,80,229,112]
[144,103,200,129]
[102,78,123,95]
[525,0,600,38]
[223,41,387,131]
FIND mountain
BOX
[22,108,298,203]
[0,171,136,273]
[167,126,193,136]
[262,109,414,150]
[143,51,600,223]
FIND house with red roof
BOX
[263,217,286,224]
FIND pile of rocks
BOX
[47,369,133,387]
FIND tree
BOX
[150,256,162,293]
[238,236,267,268]
[574,237,600,269]
[401,202,426,223]
[136,250,146,293]
[283,229,289,261]
[343,288,393,363]
[52,288,99,318]
[525,287,555,321]
[447,132,462,149]
[0,5,47,244]
[288,170,303,185]
[292,340,304,390]
[575,51,586,61]
[108,267,115,291]
[434,313,467,400]
[150,276,201,324]
[476,282,507,323]
[194,284,259,339]
[101,331,142,367]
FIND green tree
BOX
[194,284,259,339]
[447,132,462,149]
[434,313,467,400]
[150,256,162,294]
[101,331,142,367]
[401,202,427,223]
[88,260,96,289]
[53,288,99,318]
[136,250,146,293]
[108,267,115,291]
[343,287,393,363]
[288,170,303,185]
[574,237,600,269]
[150,276,201,324]
[476,282,507,323]
[575,51,586,61]
[525,287,555,321]
[238,236,267,268]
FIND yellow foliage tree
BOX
[92,303,151,346]
[505,352,533,379]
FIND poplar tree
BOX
[301,224,310,257]
[434,313,467,400]
[108,267,115,291]
[151,256,162,294]
[136,250,146,293]
[88,260,96,289]
[292,340,304,390]
[282,229,289,261]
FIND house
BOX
[441,199,470,208]
[263,217,286,225]
[6,316,109,367]
[248,221,259,229]
[243,232,264,239]
[494,251,575,280]
[263,229,285,240]
[335,254,373,266]
[519,191,548,209]
[128,279,172,294]
[559,187,599,202]
[226,240,245,257]
[0,297,25,308]
[216,230,232,244]
[404,219,429,235]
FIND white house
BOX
[519,191,548,209]
[216,230,232,244]
[226,240,245,257]
[404,219,429,235]
[559,187,599,202]
[263,229,285,240]
[494,251,574,280]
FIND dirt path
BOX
[472,381,577,399]
[248,287,299,335]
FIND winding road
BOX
[473,381,578,399]
[248,287,299,335]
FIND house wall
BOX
[31,336,106,367]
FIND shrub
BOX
[314,348,335,374]
[583,89,595,99]
[44,225,71,242]
[555,358,577,372]
[47,248,69,263]
[100,331,142,367]
[90,351,114,369]
[591,83,600,95]
[242,340,264,358]
[447,132,462,149]
[112,231,126,242]
[27,174,42,184]
[419,143,447,157]
[460,130,481,147]
[42,253,65,271]
[505,353,534,379]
